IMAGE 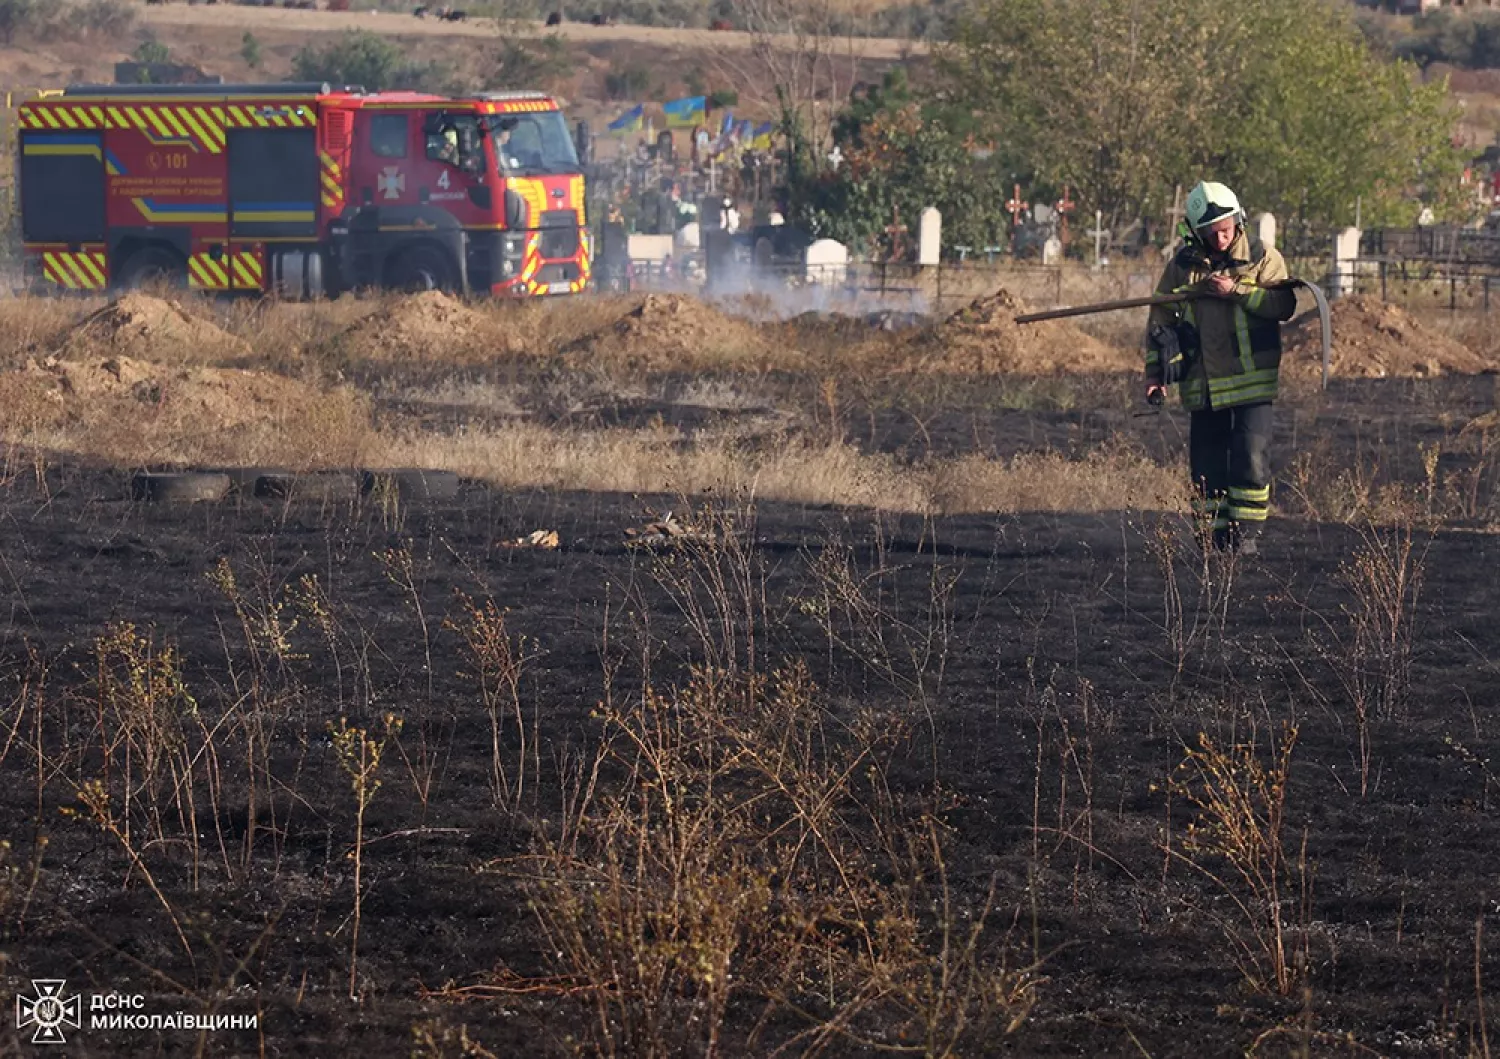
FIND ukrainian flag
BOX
[718,111,735,137]
[750,121,774,151]
[607,104,644,134]
[662,95,706,129]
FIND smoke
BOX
[699,255,931,326]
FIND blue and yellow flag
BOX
[718,111,736,137]
[662,95,707,129]
[750,121,774,151]
[607,104,644,133]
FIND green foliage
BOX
[133,37,170,66]
[241,31,262,71]
[490,30,569,90]
[1361,9,1500,70]
[935,0,1468,228]
[603,62,651,101]
[291,30,436,92]
[707,88,738,110]
[786,99,1010,258]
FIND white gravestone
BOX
[918,206,941,267]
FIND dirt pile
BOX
[1285,295,1492,378]
[336,291,494,360]
[60,293,250,362]
[563,293,772,370]
[0,354,369,465]
[904,288,1136,374]
[18,354,350,428]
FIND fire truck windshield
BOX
[486,112,580,177]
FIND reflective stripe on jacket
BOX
[1144,231,1298,411]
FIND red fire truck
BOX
[17,82,591,297]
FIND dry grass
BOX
[376,423,1182,514]
[0,290,1187,512]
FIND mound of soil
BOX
[905,289,1135,374]
[0,354,369,468]
[1285,295,1492,378]
[336,291,491,360]
[60,293,250,362]
[20,354,351,430]
[563,293,772,370]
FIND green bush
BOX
[291,30,437,92]
[603,62,651,101]
[489,31,569,90]
[241,31,262,71]
[133,37,171,66]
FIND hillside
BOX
[0,2,916,124]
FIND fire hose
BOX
[1013,279,1333,395]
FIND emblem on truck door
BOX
[378,167,406,201]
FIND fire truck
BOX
[17,82,591,297]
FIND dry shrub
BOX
[1303,515,1430,797]
[217,294,381,370]
[0,296,87,366]
[526,665,1038,1056]
[1169,721,1308,997]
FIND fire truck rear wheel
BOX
[387,246,456,293]
[117,246,187,290]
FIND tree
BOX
[291,31,430,92]
[786,98,1011,257]
[241,31,262,71]
[934,0,1468,229]
[489,30,569,91]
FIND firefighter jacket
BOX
[1144,229,1298,411]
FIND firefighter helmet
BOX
[1185,181,1243,232]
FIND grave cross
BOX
[1054,185,1075,244]
[1005,184,1028,228]
[1086,208,1108,270]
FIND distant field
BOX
[138,3,925,61]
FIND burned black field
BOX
[1,375,1499,1057]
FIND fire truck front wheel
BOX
[117,246,187,290]
[386,245,457,293]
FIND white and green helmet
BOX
[1184,181,1243,231]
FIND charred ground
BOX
[0,358,1497,1054]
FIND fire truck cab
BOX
[17,83,591,297]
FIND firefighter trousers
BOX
[1189,401,1273,545]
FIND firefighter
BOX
[437,123,460,166]
[1144,181,1298,555]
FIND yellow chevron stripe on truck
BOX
[41,249,107,290]
[18,98,318,155]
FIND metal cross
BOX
[1086,209,1108,270]
[1005,184,1028,227]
